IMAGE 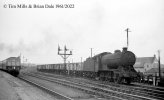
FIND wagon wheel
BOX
[114,74,122,83]
[114,78,118,83]
[99,73,105,81]
[114,76,120,83]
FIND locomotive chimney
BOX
[122,47,127,52]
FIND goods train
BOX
[0,57,21,76]
[37,47,138,84]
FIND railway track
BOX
[18,76,74,100]
[21,72,160,100]
[88,80,164,99]
[20,72,123,100]
[36,71,164,100]
[132,82,164,92]
[85,80,164,100]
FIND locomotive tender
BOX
[37,47,137,84]
[0,57,21,76]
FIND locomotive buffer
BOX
[58,45,72,70]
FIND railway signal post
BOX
[90,48,93,58]
[58,45,72,70]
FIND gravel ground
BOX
[21,67,109,100]
[0,70,56,100]
[0,72,20,100]
[22,75,94,100]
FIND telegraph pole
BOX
[91,48,93,58]
[19,53,22,68]
[125,28,131,50]
[81,57,82,63]
[158,50,161,81]
[81,57,83,69]
[58,45,72,69]
[19,53,21,63]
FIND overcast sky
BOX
[0,0,164,64]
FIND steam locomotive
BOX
[0,57,21,76]
[37,47,137,84]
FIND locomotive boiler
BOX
[102,48,136,67]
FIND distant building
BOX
[134,55,164,75]
[145,67,164,77]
